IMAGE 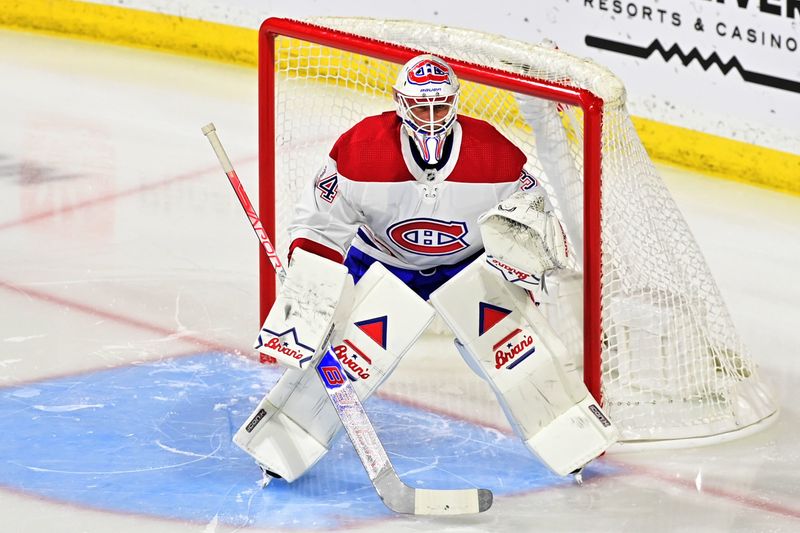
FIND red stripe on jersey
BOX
[330,112,413,183]
[447,115,526,183]
[289,238,344,264]
[329,111,526,184]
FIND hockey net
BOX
[258,18,776,446]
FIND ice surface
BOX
[0,29,798,532]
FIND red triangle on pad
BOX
[478,302,512,336]
[354,316,388,349]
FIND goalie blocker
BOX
[234,261,435,482]
[253,248,354,369]
[430,258,618,476]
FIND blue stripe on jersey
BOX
[344,246,482,300]
[356,228,381,251]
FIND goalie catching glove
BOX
[479,190,568,289]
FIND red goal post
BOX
[256,17,777,447]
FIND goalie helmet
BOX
[393,54,460,166]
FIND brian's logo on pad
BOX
[492,328,536,370]
[263,337,304,359]
[477,302,535,370]
[332,340,372,381]
[331,315,387,382]
[256,327,315,367]
[486,256,539,287]
[387,218,469,256]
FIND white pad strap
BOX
[430,258,618,476]
[235,262,435,481]
[254,248,353,369]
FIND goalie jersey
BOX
[288,111,543,299]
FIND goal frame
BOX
[257,17,605,401]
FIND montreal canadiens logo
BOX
[387,218,469,256]
[407,59,451,86]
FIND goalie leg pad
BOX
[233,368,332,482]
[430,258,618,476]
[234,261,436,481]
[526,395,616,476]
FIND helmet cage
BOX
[393,54,460,165]
[395,92,459,164]
[396,93,459,137]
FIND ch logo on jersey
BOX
[387,218,469,256]
[519,169,538,191]
[407,59,452,86]
[316,173,338,203]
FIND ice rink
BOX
[1,29,799,532]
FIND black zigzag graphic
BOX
[586,35,800,94]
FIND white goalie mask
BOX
[393,54,460,165]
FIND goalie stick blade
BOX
[316,348,492,515]
[374,467,493,515]
[414,488,493,515]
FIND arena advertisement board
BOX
[557,0,798,154]
[81,0,798,156]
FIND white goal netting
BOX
[263,18,776,445]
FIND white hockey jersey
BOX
[288,111,542,271]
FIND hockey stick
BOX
[201,123,492,515]
[201,124,286,284]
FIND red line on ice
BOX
[0,279,241,356]
[0,157,256,231]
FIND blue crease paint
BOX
[0,353,615,529]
